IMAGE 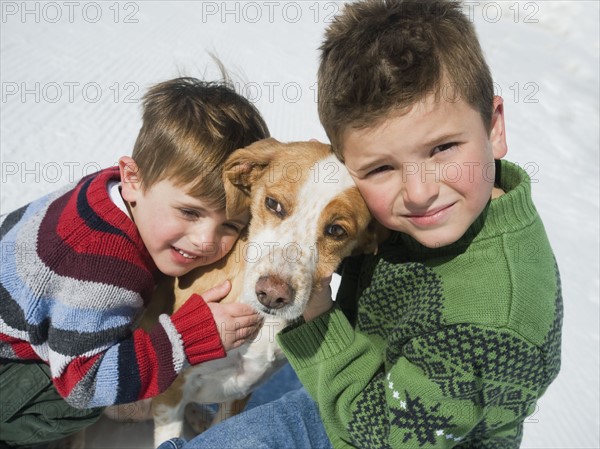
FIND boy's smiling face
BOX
[119,157,249,277]
[342,95,508,249]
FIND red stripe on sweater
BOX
[87,167,150,252]
[52,353,102,398]
[132,329,162,398]
[0,334,40,360]
[36,170,156,295]
[53,169,151,267]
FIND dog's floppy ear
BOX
[354,220,390,256]
[223,138,281,218]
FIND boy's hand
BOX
[303,275,334,322]
[202,281,262,352]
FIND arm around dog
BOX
[61,288,228,408]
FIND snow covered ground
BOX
[1,1,598,448]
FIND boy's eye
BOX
[179,208,200,219]
[367,165,393,177]
[223,222,244,233]
[432,142,457,155]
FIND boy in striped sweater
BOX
[0,77,268,447]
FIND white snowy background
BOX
[1,1,598,448]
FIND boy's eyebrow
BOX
[174,200,219,215]
[345,160,386,179]
[421,131,464,149]
[346,131,466,172]
[175,201,206,211]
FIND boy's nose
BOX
[401,165,440,207]
[190,224,219,253]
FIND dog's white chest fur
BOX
[182,317,288,404]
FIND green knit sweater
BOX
[278,160,563,448]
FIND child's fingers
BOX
[214,311,261,332]
[208,303,261,326]
[228,321,263,350]
[211,308,263,351]
[201,280,232,303]
[226,302,261,318]
[233,312,263,329]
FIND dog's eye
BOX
[265,197,285,217]
[325,224,347,239]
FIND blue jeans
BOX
[157,387,333,449]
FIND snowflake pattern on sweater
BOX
[344,245,562,448]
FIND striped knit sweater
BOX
[0,167,225,408]
[278,160,563,448]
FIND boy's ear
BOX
[119,156,142,203]
[490,96,508,159]
[223,138,281,217]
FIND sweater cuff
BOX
[277,307,355,370]
[170,294,226,365]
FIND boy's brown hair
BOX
[318,0,493,158]
[132,76,269,209]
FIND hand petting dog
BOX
[203,280,262,351]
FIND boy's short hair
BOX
[132,77,269,208]
[318,0,493,158]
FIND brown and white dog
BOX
[110,139,376,447]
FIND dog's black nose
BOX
[255,275,294,309]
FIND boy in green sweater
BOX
[158,0,562,448]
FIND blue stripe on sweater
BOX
[89,344,120,407]
[1,197,58,327]
[52,303,138,333]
